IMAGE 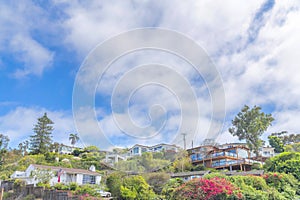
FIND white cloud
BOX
[0,107,76,148]
[64,0,300,147]
[0,0,55,78]
[2,0,300,148]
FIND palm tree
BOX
[69,133,79,147]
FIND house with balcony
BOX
[129,144,151,156]
[128,143,180,157]
[188,143,263,171]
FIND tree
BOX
[106,172,126,199]
[282,133,300,145]
[18,140,29,156]
[229,105,274,157]
[143,172,171,195]
[0,134,9,165]
[69,133,79,146]
[120,175,156,200]
[285,142,300,152]
[162,178,184,200]
[31,168,54,184]
[172,150,192,172]
[30,113,54,154]
[268,135,284,153]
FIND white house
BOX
[259,146,275,158]
[150,143,180,153]
[57,144,80,154]
[11,164,101,186]
[128,143,180,157]
[170,170,210,181]
[129,144,151,156]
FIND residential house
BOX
[58,144,79,154]
[129,144,150,156]
[170,170,210,181]
[259,146,275,158]
[150,143,180,153]
[128,143,180,157]
[11,164,101,186]
[188,143,263,171]
[104,143,180,165]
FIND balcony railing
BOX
[190,151,238,162]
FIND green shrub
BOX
[203,172,227,179]
[263,172,299,198]
[53,183,68,190]
[37,182,51,189]
[75,184,98,196]
[69,182,78,191]
[13,179,26,187]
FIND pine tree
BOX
[30,113,54,154]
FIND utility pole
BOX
[182,133,187,150]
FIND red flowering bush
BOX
[173,177,242,200]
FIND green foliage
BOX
[83,145,100,152]
[161,178,184,200]
[106,171,126,198]
[13,179,26,188]
[54,183,68,190]
[45,152,58,163]
[264,152,300,181]
[75,184,99,196]
[285,142,300,152]
[229,105,274,156]
[227,175,285,200]
[29,113,54,154]
[69,182,79,191]
[268,135,284,153]
[191,164,206,171]
[0,133,9,165]
[37,182,51,189]
[115,152,171,172]
[72,148,84,156]
[263,172,300,197]
[203,172,227,179]
[120,175,156,200]
[251,162,262,170]
[143,172,170,194]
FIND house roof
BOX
[171,170,210,178]
[151,143,180,148]
[223,170,264,176]
[30,164,100,176]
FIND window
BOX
[133,147,139,154]
[82,175,96,184]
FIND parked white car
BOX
[97,190,111,197]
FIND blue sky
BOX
[0,0,300,150]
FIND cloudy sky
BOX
[0,0,299,150]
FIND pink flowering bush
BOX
[173,177,242,200]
